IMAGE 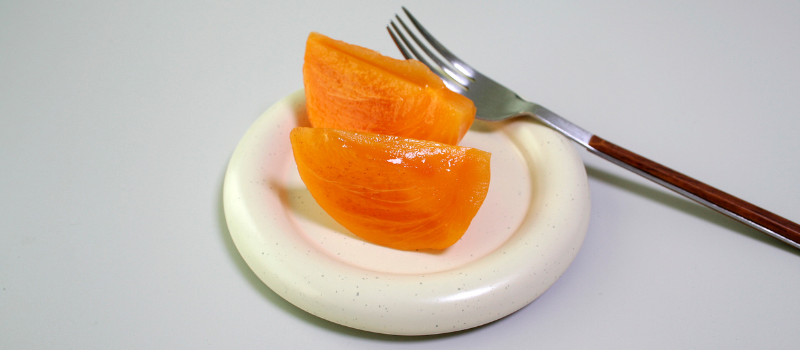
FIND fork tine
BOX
[393,16,471,87]
[401,7,478,79]
[387,23,467,94]
[386,25,413,60]
[387,23,446,80]
[388,22,429,67]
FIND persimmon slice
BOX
[303,32,476,145]
[290,127,491,250]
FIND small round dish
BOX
[223,90,590,335]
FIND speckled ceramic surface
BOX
[223,90,591,335]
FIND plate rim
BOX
[223,89,591,335]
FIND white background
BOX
[2,1,799,348]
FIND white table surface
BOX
[2,1,798,348]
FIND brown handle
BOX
[589,135,800,248]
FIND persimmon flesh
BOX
[303,32,475,145]
[290,127,490,250]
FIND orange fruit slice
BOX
[290,127,491,250]
[302,32,476,145]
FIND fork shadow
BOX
[584,165,798,255]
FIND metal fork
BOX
[388,7,800,250]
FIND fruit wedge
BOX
[290,127,491,250]
[303,32,476,145]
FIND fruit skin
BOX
[290,127,490,251]
[303,32,476,146]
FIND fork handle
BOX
[588,135,800,249]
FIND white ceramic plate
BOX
[223,90,591,335]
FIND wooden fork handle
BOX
[588,135,800,249]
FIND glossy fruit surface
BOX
[303,32,475,145]
[290,127,490,250]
